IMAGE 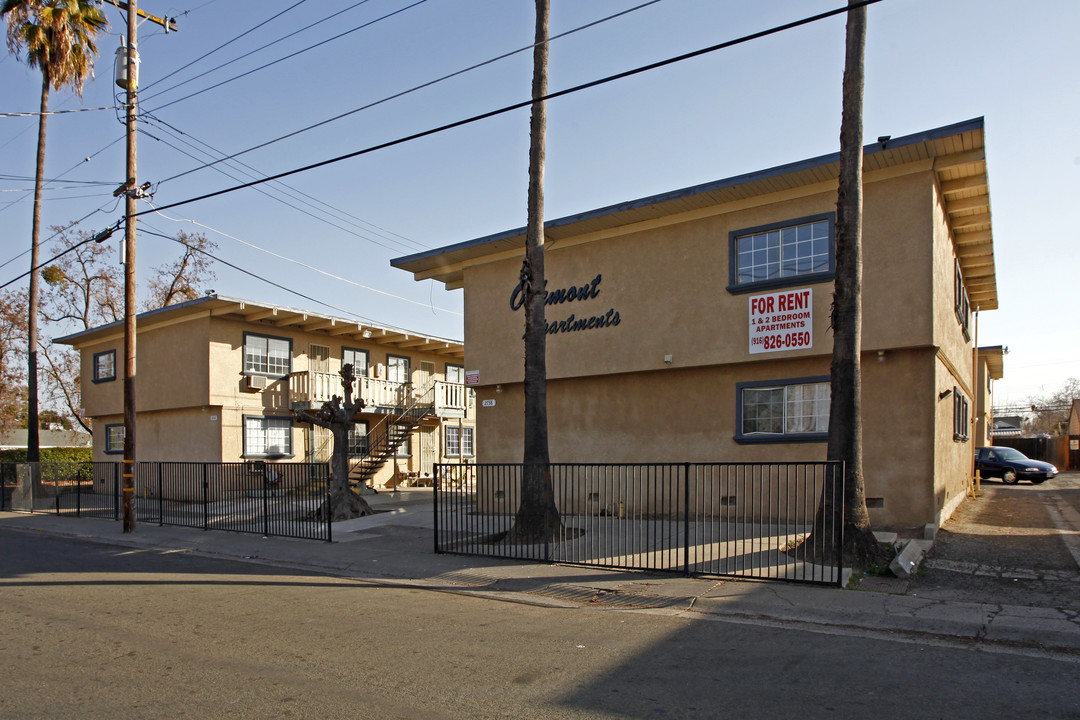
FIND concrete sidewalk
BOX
[3,487,1079,657]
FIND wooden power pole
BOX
[110,0,177,532]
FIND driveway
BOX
[907,471,1080,612]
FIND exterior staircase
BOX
[348,384,436,487]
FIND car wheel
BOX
[1002,469,1019,485]
[1029,478,1047,485]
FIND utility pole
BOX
[112,0,177,533]
[121,0,138,533]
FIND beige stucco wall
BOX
[459,166,973,530]
[78,311,472,477]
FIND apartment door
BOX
[419,425,437,477]
[418,361,435,398]
[309,344,330,372]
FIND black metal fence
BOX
[1,461,332,541]
[434,462,845,586]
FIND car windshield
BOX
[994,448,1030,462]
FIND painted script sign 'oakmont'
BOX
[509,274,622,336]
[748,288,813,354]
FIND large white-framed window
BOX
[93,349,116,383]
[736,376,830,443]
[445,425,475,458]
[104,423,124,454]
[729,214,834,293]
[243,415,293,458]
[342,347,369,378]
[244,333,291,377]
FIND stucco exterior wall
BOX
[459,168,963,530]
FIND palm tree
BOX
[512,0,561,543]
[2,0,107,461]
[812,0,879,568]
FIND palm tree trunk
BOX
[513,0,561,543]
[813,0,877,568]
[26,72,49,463]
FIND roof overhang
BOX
[54,295,465,359]
[978,345,1006,380]
[393,118,998,310]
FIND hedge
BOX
[0,447,93,464]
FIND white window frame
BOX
[244,333,291,377]
[243,415,293,458]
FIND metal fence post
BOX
[433,464,440,554]
[158,462,164,526]
[263,465,270,537]
[202,463,209,530]
[683,462,691,576]
[325,465,332,543]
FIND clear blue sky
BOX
[2,0,1077,407]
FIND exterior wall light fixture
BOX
[938,389,953,400]
[877,350,886,362]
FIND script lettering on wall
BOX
[509,273,622,335]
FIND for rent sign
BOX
[749,288,813,354]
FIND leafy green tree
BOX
[0,289,29,433]
[3,0,107,460]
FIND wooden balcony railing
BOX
[289,372,468,414]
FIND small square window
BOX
[93,350,116,383]
[104,424,124,454]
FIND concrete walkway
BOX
[3,482,1079,657]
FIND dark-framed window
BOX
[735,376,830,444]
[728,213,834,294]
[395,426,411,458]
[954,259,971,341]
[387,354,410,384]
[342,347,369,378]
[445,425,475,458]
[104,423,125,454]
[953,387,970,442]
[243,332,291,377]
[93,349,116,383]
[348,421,369,457]
[445,363,465,384]
[243,415,293,458]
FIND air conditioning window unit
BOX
[246,375,268,390]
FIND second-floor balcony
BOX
[289,371,470,417]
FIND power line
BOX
[156,0,665,186]
[142,0,427,112]
[141,204,460,316]
[139,0,311,94]
[0,106,119,117]
[139,0,885,219]
[140,113,428,253]
[137,223,459,332]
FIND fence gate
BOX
[433,462,846,586]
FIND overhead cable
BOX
[157,0,664,186]
[139,0,884,218]
[143,0,427,112]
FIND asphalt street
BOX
[2,530,1079,720]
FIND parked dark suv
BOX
[974,446,1059,485]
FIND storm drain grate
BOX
[432,571,500,588]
